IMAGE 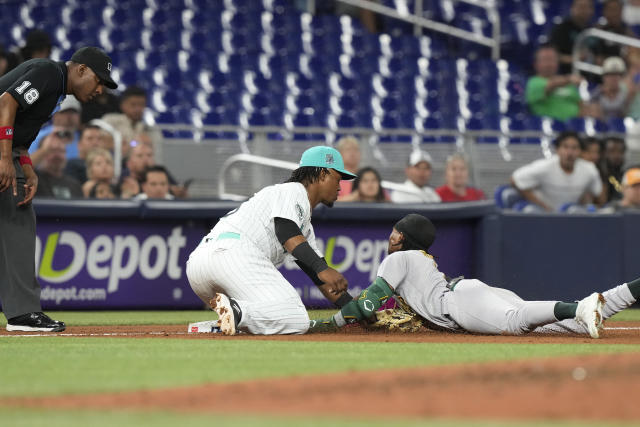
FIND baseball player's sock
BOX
[229,297,242,327]
[626,277,640,299]
[553,302,578,320]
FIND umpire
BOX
[0,46,117,332]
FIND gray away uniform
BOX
[378,250,636,336]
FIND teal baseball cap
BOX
[299,146,356,180]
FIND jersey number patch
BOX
[15,81,39,104]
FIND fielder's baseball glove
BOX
[372,295,424,332]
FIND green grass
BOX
[1,337,639,397]
[607,308,640,321]
[0,409,637,427]
[1,310,639,425]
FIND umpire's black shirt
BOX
[0,59,68,150]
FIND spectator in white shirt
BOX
[390,150,441,203]
[511,131,603,212]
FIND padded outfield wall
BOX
[11,199,640,310]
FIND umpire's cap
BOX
[70,47,118,89]
[299,146,356,180]
[394,214,436,252]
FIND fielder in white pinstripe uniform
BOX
[187,146,356,335]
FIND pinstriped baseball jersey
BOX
[187,181,323,335]
[208,182,321,267]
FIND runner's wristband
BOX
[19,156,32,166]
[291,241,328,274]
[0,126,14,139]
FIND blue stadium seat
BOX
[565,118,586,133]
[494,185,523,209]
[155,110,176,124]
[607,118,626,133]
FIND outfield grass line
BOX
[1,325,639,338]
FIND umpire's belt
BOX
[446,276,463,291]
[204,232,240,243]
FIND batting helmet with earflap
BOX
[394,214,436,252]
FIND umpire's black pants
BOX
[0,152,41,319]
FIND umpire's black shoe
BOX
[6,312,66,332]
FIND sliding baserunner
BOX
[310,214,638,339]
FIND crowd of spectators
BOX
[508,131,640,212]
[0,29,189,201]
[333,136,485,205]
[526,0,640,122]
[2,3,639,213]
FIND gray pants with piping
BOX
[0,153,41,319]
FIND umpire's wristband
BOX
[291,241,328,274]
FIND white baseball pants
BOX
[186,236,310,335]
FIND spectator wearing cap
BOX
[591,56,634,120]
[511,131,603,212]
[602,166,640,211]
[526,45,595,121]
[336,136,361,197]
[390,150,441,203]
[435,153,485,202]
[101,86,165,163]
[28,95,82,164]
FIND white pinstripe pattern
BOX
[208,182,320,265]
[186,182,318,335]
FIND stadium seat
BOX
[558,203,597,213]
[494,185,523,209]
[512,200,544,213]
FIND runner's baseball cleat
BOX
[574,292,605,339]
